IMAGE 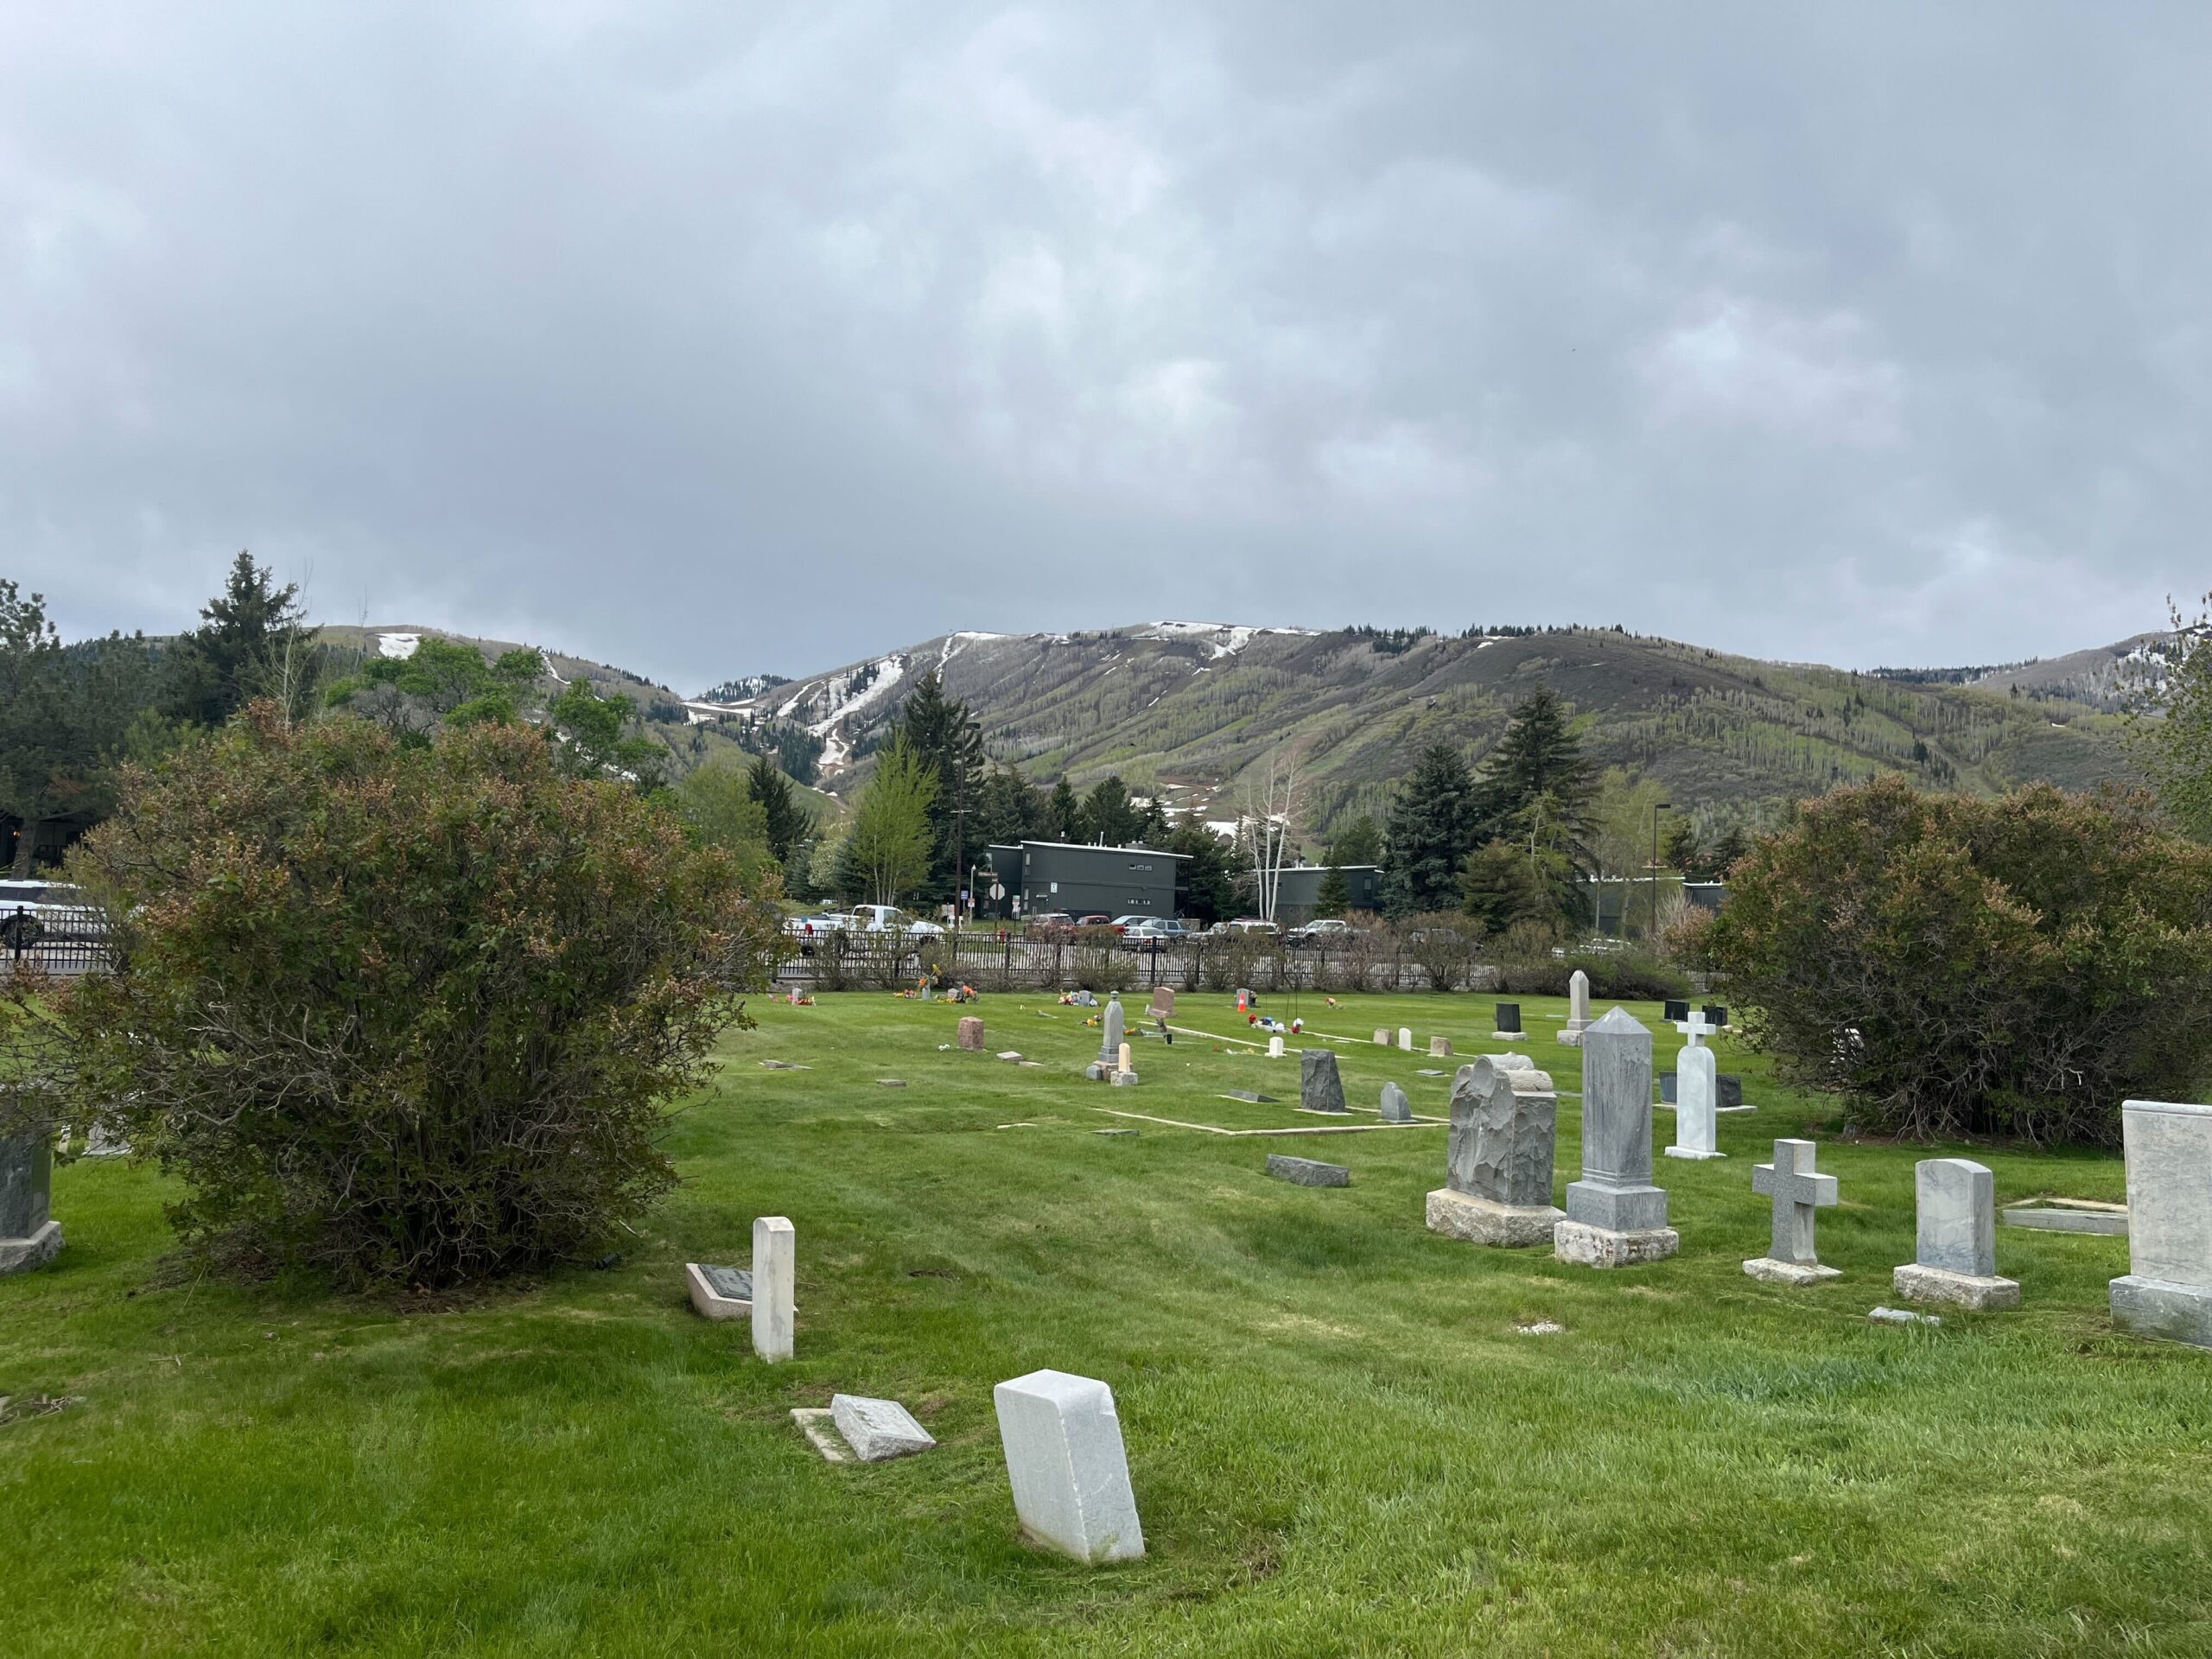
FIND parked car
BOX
[1075,913,1114,928]
[1026,910,1081,938]
[1287,918,1361,949]
[1120,918,1190,949]
[0,879,103,946]
[1209,918,1281,938]
[848,904,944,938]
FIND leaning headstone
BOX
[752,1215,796,1361]
[1268,1154,1351,1187]
[1428,1035,1453,1058]
[830,1394,937,1461]
[1373,1027,1391,1046]
[1492,1002,1525,1039]
[1147,986,1175,1020]
[1893,1160,2019,1310]
[1554,1008,1677,1267]
[994,1370,1145,1564]
[1744,1140,1840,1284]
[1555,969,1593,1046]
[1428,1057,1562,1247]
[1300,1049,1347,1114]
[0,1132,61,1275]
[1664,1045,1725,1160]
[957,1016,987,1052]
[684,1261,753,1320]
[1379,1082,1413,1123]
[1397,1027,1414,1052]
[2109,1098,2212,1347]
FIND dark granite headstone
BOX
[1300,1049,1347,1114]
[1494,1001,1522,1033]
[700,1263,753,1303]
[1663,999,1690,1023]
[1719,1074,1745,1110]
[1266,1154,1350,1187]
[1661,1071,1677,1104]
[1703,1004,1728,1028]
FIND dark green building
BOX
[982,841,1189,920]
[1270,864,1383,923]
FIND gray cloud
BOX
[5,2,2209,690]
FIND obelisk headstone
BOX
[1427,1057,1562,1247]
[1087,995,1127,1080]
[1554,1007,1678,1266]
[1555,969,1593,1046]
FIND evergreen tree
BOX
[1326,812,1383,869]
[1314,861,1349,918]
[1166,821,1236,925]
[1044,777,1082,841]
[973,765,1047,849]
[745,752,810,868]
[1662,817,1705,879]
[1079,775,1144,845]
[168,551,320,727]
[892,672,985,899]
[1381,742,1477,917]
[1470,685,1596,851]
[1707,826,1751,878]
[1135,793,1170,844]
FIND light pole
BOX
[1650,802,1672,945]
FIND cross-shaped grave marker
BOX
[1745,1138,1840,1285]
[1674,1011,1718,1049]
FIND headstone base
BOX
[2109,1274,2212,1348]
[1110,1070,1140,1088]
[1664,1144,1727,1160]
[1892,1262,2020,1311]
[1743,1256,1840,1287]
[1554,1027,1587,1048]
[684,1262,752,1320]
[0,1220,61,1275]
[2005,1204,2127,1236]
[1427,1188,1562,1248]
[1491,1030,1527,1040]
[1553,1220,1678,1268]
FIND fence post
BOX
[1148,937,1159,988]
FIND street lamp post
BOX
[1650,802,1673,945]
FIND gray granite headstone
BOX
[1916,1159,1995,1276]
[701,1263,753,1302]
[1267,1154,1351,1187]
[1379,1082,1413,1123]
[1300,1049,1347,1114]
[0,1131,60,1275]
[1096,994,1126,1068]
[1448,1058,1554,1208]
[1749,1138,1838,1271]
[1567,1008,1667,1232]
[2111,1099,2212,1346]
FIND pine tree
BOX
[1080,776,1143,845]
[168,551,319,727]
[1166,821,1236,925]
[1471,685,1595,850]
[745,752,810,868]
[1382,742,1477,917]
[893,672,985,899]
[1326,812,1383,868]
[1044,777,1081,841]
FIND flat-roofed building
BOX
[1271,864,1383,923]
[981,841,1190,919]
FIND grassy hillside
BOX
[696,623,2139,836]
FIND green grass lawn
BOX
[4,989,2209,1656]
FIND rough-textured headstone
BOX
[1664,1045,1725,1160]
[2110,1099,2212,1347]
[1300,1049,1347,1114]
[1428,1035,1453,1058]
[1893,1159,2019,1311]
[1096,994,1126,1069]
[1555,969,1594,1046]
[957,1015,986,1052]
[752,1215,796,1361]
[831,1394,937,1461]
[1379,1082,1413,1123]
[1744,1139,1840,1284]
[1493,1002,1524,1038]
[1554,1008,1677,1267]
[1374,1027,1392,1046]
[1429,1057,1561,1247]
[1868,1306,1941,1327]
[1268,1154,1351,1187]
[993,1370,1145,1564]
[1397,1027,1414,1052]
[0,1132,60,1275]
[685,1261,753,1320]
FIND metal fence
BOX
[3,906,116,978]
[773,929,1502,995]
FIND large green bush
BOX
[1689,776,2212,1145]
[61,708,779,1286]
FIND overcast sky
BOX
[6,4,2208,691]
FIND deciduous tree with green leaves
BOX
[846,737,939,906]
[2131,594,2212,842]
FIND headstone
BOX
[1147,986,1175,1020]
[1267,1154,1351,1187]
[1379,1082,1413,1123]
[1555,969,1593,1046]
[1663,999,1690,1023]
[1267,1035,1286,1059]
[1397,1027,1414,1052]
[1893,1159,2018,1311]
[2002,1199,2126,1236]
[2109,1099,2212,1347]
[1300,1049,1347,1114]
[1703,1004,1728,1028]
[993,1370,1145,1563]
[1744,1139,1840,1284]
[1374,1027,1391,1046]
[1554,1008,1678,1267]
[684,1261,753,1320]
[830,1394,937,1461]
[752,1215,796,1361]
[1112,1040,1139,1087]
[957,1015,987,1052]
[1096,995,1126,1068]
[0,1132,61,1275]
[1674,1011,1717,1049]
[1492,1002,1524,1039]
[1428,1035,1453,1058]
[1428,1057,1562,1247]
[1664,1045,1725,1160]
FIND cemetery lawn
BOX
[6,992,2211,1658]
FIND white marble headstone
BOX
[993,1369,1145,1564]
